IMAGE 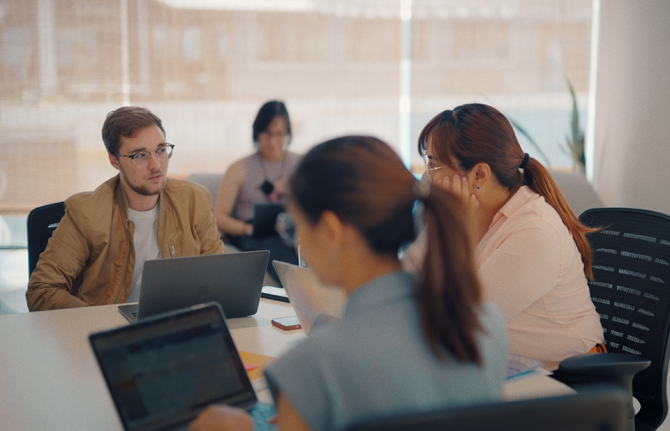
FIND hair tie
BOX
[413,181,430,200]
[519,153,530,170]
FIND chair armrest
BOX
[558,353,650,431]
[559,353,650,381]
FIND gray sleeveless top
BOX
[233,151,302,221]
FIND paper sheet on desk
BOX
[273,261,347,334]
[239,351,275,381]
[506,354,550,381]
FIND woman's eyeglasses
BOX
[422,151,448,173]
[421,151,461,174]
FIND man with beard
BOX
[26,106,225,310]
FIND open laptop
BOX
[90,302,275,431]
[118,251,269,323]
[252,203,284,238]
[272,260,347,333]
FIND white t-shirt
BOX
[127,205,162,303]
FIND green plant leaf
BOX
[565,79,586,171]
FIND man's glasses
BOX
[116,144,174,168]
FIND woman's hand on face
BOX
[189,405,253,431]
[436,174,483,249]
[435,174,480,215]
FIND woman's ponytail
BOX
[522,157,597,279]
[417,185,483,364]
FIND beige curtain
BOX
[0,0,591,212]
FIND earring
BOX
[476,185,481,190]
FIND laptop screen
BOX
[252,203,284,238]
[90,303,256,431]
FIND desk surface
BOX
[0,299,573,431]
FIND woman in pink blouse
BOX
[405,103,604,371]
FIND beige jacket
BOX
[26,175,225,311]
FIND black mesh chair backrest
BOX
[27,202,65,277]
[581,208,670,429]
[345,388,628,431]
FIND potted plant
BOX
[565,80,585,173]
[508,79,586,174]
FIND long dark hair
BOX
[418,103,596,279]
[290,136,484,364]
[252,100,292,146]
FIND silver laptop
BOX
[118,251,269,323]
[90,302,275,431]
[272,260,346,333]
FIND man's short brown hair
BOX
[102,106,165,154]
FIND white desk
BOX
[0,299,302,431]
[0,299,573,431]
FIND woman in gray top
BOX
[214,101,302,281]
[192,136,508,431]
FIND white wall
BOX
[593,0,670,214]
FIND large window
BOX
[0,0,592,212]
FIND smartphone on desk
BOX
[272,316,302,331]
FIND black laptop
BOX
[118,251,269,323]
[90,302,275,431]
[252,203,284,238]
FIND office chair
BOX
[345,387,628,431]
[187,173,233,245]
[548,169,604,216]
[558,208,670,431]
[26,202,65,277]
[186,173,223,209]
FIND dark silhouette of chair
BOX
[27,202,65,277]
[558,208,670,431]
[345,387,628,431]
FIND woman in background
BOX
[405,103,603,371]
[214,100,301,282]
[191,136,508,431]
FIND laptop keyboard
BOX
[163,403,275,431]
[251,402,277,431]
